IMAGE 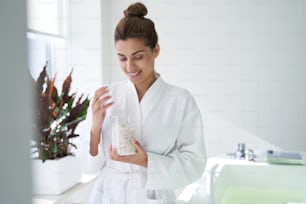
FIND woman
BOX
[78,2,206,203]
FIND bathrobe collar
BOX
[127,73,165,121]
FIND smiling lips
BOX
[128,71,141,78]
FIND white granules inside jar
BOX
[115,124,136,155]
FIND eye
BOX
[134,54,143,60]
[118,56,126,61]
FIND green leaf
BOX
[51,144,58,154]
[41,150,49,162]
[69,142,77,150]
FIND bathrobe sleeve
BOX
[145,92,206,189]
[76,110,105,174]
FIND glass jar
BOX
[111,115,136,155]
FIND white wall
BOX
[50,0,103,97]
[68,0,103,96]
[101,0,306,157]
[0,0,33,203]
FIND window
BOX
[27,0,66,79]
[27,32,53,79]
[27,0,64,36]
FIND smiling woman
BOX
[116,38,159,101]
[77,2,206,204]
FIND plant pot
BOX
[32,155,82,195]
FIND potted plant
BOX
[31,65,90,195]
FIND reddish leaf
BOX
[62,69,73,103]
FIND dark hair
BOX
[114,2,158,50]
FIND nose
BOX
[126,59,135,72]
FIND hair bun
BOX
[124,2,147,18]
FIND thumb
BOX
[131,139,142,151]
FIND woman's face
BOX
[115,38,159,88]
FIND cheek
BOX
[143,60,154,70]
[139,58,152,69]
[119,61,126,70]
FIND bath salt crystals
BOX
[111,115,136,156]
[116,124,136,155]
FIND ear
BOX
[153,43,160,58]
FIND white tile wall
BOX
[63,0,103,97]
[102,0,306,157]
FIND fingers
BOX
[109,144,117,160]
[92,86,113,111]
[92,85,109,104]
[109,141,148,167]
[109,144,125,161]
[97,96,113,110]
[109,144,128,162]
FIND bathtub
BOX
[185,152,306,204]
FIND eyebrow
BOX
[117,50,145,56]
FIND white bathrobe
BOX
[77,76,206,204]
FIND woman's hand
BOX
[109,139,148,168]
[91,86,113,131]
[90,85,113,156]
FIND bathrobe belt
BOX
[99,166,173,203]
[100,166,146,189]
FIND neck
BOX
[135,73,157,102]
